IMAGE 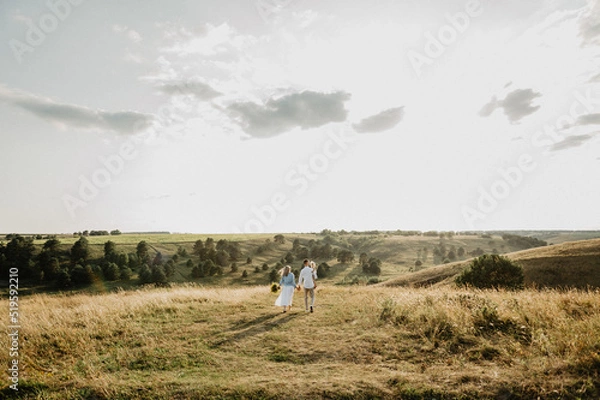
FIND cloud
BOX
[113,24,142,43]
[589,72,600,82]
[156,79,221,101]
[577,113,600,125]
[352,107,404,133]
[227,90,350,138]
[479,88,542,123]
[550,132,597,152]
[0,86,153,134]
[579,0,600,46]
[162,22,253,57]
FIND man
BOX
[297,259,318,312]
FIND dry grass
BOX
[2,284,599,399]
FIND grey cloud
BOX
[352,107,404,133]
[580,1,600,46]
[550,133,597,152]
[577,113,600,125]
[157,79,221,100]
[227,90,350,138]
[479,88,542,123]
[0,86,153,134]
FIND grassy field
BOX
[1,284,599,399]
[383,238,600,289]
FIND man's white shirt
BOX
[298,266,317,289]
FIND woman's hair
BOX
[310,261,316,269]
[280,265,291,277]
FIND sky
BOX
[0,0,599,234]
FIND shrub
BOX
[455,254,524,290]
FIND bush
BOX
[455,254,524,290]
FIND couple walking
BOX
[275,259,317,313]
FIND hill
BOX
[1,284,598,399]
[381,238,600,289]
[3,231,600,293]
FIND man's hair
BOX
[303,259,309,264]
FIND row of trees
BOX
[72,229,122,237]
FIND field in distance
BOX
[4,230,600,292]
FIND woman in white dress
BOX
[275,265,296,313]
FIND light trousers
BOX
[303,287,315,309]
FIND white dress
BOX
[275,273,295,307]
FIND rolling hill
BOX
[381,238,600,289]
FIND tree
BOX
[292,238,300,251]
[231,262,239,273]
[163,260,175,277]
[115,253,129,269]
[72,264,95,284]
[55,269,72,289]
[455,254,524,290]
[215,250,230,267]
[138,264,152,284]
[136,241,151,265]
[205,260,218,276]
[192,264,205,278]
[205,237,215,250]
[40,256,61,281]
[262,263,269,271]
[110,229,122,235]
[284,251,294,264]
[337,250,354,264]
[104,241,117,262]
[242,270,249,279]
[186,259,194,268]
[317,262,330,278]
[447,250,457,261]
[268,269,278,283]
[103,262,121,281]
[246,257,252,264]
[177,246,188,258]
[120,267,132,281]
[193,240,205,256]
[274,234,285,244]
[42,238,62,255]
[359,252,368,265]
[70,236,90,265]
[457,247,465,258]
[151,265,168,285]
[362,258,382,275]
